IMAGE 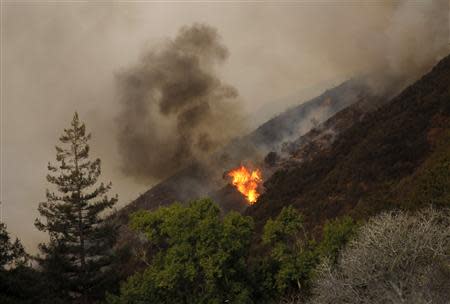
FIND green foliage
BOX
[263,206,304,245]
[317,216,359,265]
[109,203,361,303]
[108,199,254,304]
[35,112,118,303]
[257,207,359,302]
[262,206,319,298]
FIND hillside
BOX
[118,79,374,218]
[108,55,450,301]
[247,54,450,233]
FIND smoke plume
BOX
[116,24,244,182]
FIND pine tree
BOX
[0,222,27,269]
[35,112,118,303]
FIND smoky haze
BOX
[356,0,450,93]
[114,1,450,182]
[2,1,449,253]
[116,24,244,181]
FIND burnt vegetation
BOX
[248,54,450,234]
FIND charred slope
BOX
[247,54,450,233]
[246,78,369,149]
[120,79,374,218]
[219,78,374,163]
[275,95,384,170]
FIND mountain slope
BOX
[247,54,450,233]
[120,79,374,217]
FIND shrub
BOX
[262,206,319,299]
[310,208,450,304]
[317,216,359,265]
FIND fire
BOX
[227,165,262,204]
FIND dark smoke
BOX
[116,24,244,182]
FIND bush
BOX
[262,206,319,300]
[309,208,450,304]
[317,216,359,265]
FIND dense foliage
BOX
[107,199,254,304]
[107,201,360,304]
[316,216,359,265]
[261,206,318,298]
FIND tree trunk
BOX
[74,144,87,304]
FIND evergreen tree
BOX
[0,222,27,269]
[35,112,118,303]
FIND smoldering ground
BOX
[116,24,245,182]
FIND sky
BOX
[1,1,449,253]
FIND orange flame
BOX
[227,165,262,204]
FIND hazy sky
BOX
[1,1,449,253]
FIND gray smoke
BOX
[115,1,450,183]
[319,0,450,94]
[116,24,244,182]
